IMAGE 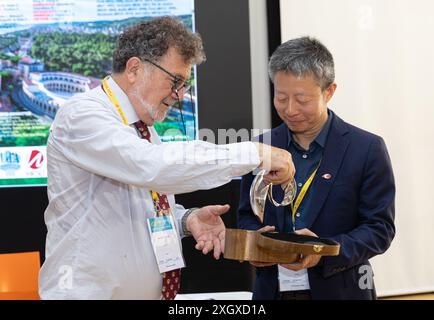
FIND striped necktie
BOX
[133,120,181,300]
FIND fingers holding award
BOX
[253,142,295,186]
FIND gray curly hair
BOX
[112,16,206,73]
[268,37,335,91]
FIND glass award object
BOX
[249,170,297,223]
[223,170,340,263]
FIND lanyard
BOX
[102,77,166,215]
[102,77,129,126]
[290,161,321,230]
[151,190,166,216]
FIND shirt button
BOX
[298,183,303,188]
[302,154,308,159]
[296,212,301,218]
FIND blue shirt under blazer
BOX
[238,110,396,300]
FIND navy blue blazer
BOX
[238,111,396,300]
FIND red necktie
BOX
[133,120,181,300]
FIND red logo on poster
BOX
[29,150,44,169]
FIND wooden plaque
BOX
[224,229,340,263]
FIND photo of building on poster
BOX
[0,0,197,187]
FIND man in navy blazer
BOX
[238,37,395,300]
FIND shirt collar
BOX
[106,76,140,125]
[287,109,333,150]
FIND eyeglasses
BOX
[144,58,191,94]
[143,58,195,140]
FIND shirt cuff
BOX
[225,141,261,177]
[173,206,188,238]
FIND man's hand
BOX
[280,228,322,271]
[186,205,229,260]
[249,225,277,268]
[254,143,295,185]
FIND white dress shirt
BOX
[38,77,260,300]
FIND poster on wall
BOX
[0,0,198,187]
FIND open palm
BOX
[187,204,229,259]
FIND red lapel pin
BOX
[322,173,332,180]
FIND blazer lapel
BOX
[304,113,350,229]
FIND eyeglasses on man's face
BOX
[143,58,191,94]
[142,58,195,139]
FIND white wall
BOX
[249,0,272,130]
[280,0,434,296]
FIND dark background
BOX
[0,0,282,294]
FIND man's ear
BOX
[324,82,337,103]
[124,57,142,84]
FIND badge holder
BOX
[224,170,340,263]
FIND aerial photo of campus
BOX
[0,9,197,187]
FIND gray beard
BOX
[130,86,169,123]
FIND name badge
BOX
[147,215,185,273]
[278,265,310,292]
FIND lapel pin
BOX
[322,173,332,180]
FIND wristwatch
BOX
[182,207,199,237]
